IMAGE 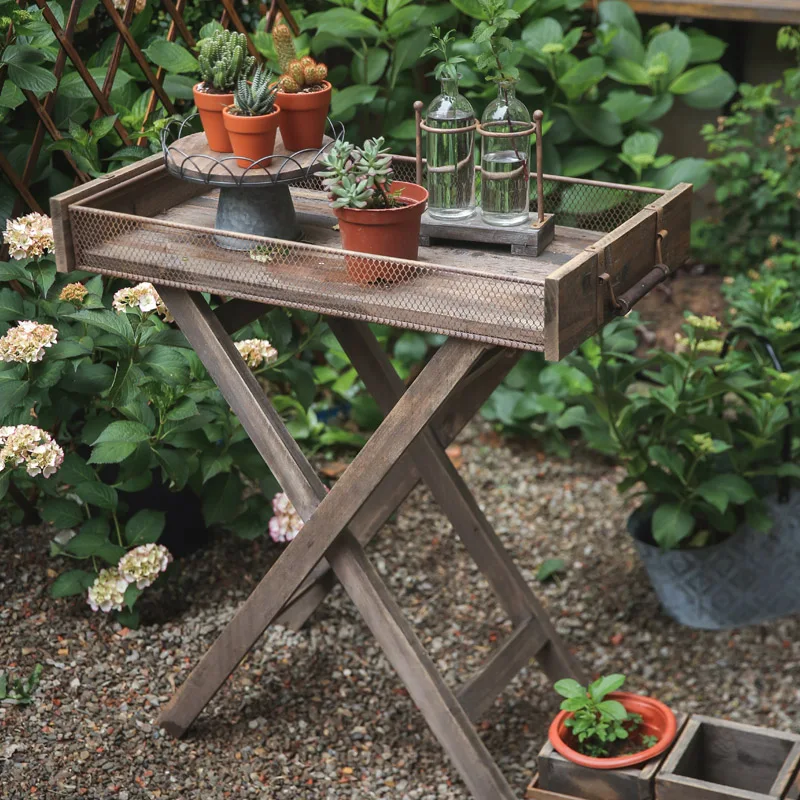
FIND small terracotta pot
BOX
[222,105,282,168]
[275,81,331,152]
[193,83,235,153]
[549,691,677,770]
[334,181,428,284]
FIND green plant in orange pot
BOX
[223,65,281,168]
[272,16,331,152]
[194,30,255,153]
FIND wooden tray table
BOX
[50,152,692,800]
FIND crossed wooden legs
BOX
[156,288,585,798]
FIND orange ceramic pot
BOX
[549,691,677,770]
[333,181,428,284]
[275,81,331,152]
[222,105,282,168]
[193,83,234,152]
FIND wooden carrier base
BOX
[419,210,556,257]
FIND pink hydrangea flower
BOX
[268,492,304,544]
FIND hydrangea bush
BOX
[0,214,360,624]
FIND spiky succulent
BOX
[319,137,397,210]
[271,14,328,93]
[233,65,279,116]
[198,30,255,93]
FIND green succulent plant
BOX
[197,29,255,93]
[319,137,396,210]
[233,65,278,117]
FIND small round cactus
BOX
[271,17,328,93]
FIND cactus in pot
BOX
[271,15,331,151]
[194,29,256,152]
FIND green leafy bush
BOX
[693,26,800,273]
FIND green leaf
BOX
[1,44,57,95]
[668,64,723,94]
[554,678,585,699]
[607,58,649,86]
[449,0,490,18]
[88,441,138,465]
[639,93,674,122]
[125,509,166,546]
[652,503,695,549]
[522,17,563,54]
[565,105,624,146]
[65,518,111,557]
[537,558,566,582]
[144,40,199,74]
[687,29,726,64]
[558,57,606,100]
[601,90,654,124]
[696,474,755,504]
[50,569,95,598]
[141,346,189,386]
[392,30,432,76]
[597,699,628,720]
[646,29,690,83]
[623,131,659,158]
[74,481,118,510]
[202,472,243,527]
[0,379,28,410]
[69,309,133,341]
[93,420,150,446]
[607,28,645,64]
[41,497,84,530]
[598,0,642,40]
[589,673,626,701]
[56,453,97,486]
[682,71,736,109]
[394,331,427,363]
[123,583,143,611]
[652,157,710,190]
[350,47,390,85]
[0,288,24,321]
[59,362,115,394]
[695,483,728,514]
[303,8,381,39]
[201,453,233,483]
[332,84,379,118]
[0,261,31,283]
[90,114,118,140]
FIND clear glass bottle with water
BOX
[425,76,476,220]
[480,80,531,227]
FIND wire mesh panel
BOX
[70,206,547,350]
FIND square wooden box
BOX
[656,716,800,800]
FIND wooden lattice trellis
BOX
[0,0,298,260]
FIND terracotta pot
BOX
[549,691,677,770]
[333,181,428,284]
[275,81,331,152]
[193,83,234,153]
[222,105,282,168]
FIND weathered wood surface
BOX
[612,0,800,23]
[656,716,800,800]
[419,211,556,257]
[527,773,590,800]
[539,713,689,800]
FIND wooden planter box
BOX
[656,716,800,800]
[531,713,688,800]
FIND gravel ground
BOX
[2,427,799,799]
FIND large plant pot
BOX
[222,105,281,168]
[193,83,234,153]
[549,691,677,771]
[629,493,800,630]
[334,181,428,284]
[275,81,331,152]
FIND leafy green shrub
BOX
[0,213,365,624]
[693,26,800,273]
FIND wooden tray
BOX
[51,153,691,360]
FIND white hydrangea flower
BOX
[118,543,172,589]
[112,0,147,13]
[235,338,278,369]
[0,320,58,363]
[0,425,64,478]
[112,282,172,320]
[268,492,303,544]
[2,212,54,260]
[87,568,128,613]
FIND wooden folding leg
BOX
[155,287,488,737]
[328,319,587,710]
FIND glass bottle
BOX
[425,75,476,220]
[480,80,531,227]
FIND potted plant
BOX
[537,674,677,799]
[319,136,428,283]
[194,29,255,153]
[222,65,281,168]
[272,15,330,152]
[579,312,800,630]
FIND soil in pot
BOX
[334,181,428,284]
[222,105,281,168]
[549,692,677,770]
[275,81,331,152]
[194,83,235,153]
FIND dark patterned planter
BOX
[629,494,800,630]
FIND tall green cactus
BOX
[198,30,255,93]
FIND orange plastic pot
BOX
[222,105,281,168]
[549,691,677,770]
[193,83,234,153]
[275,81,331,152]
[333,181,428,284]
